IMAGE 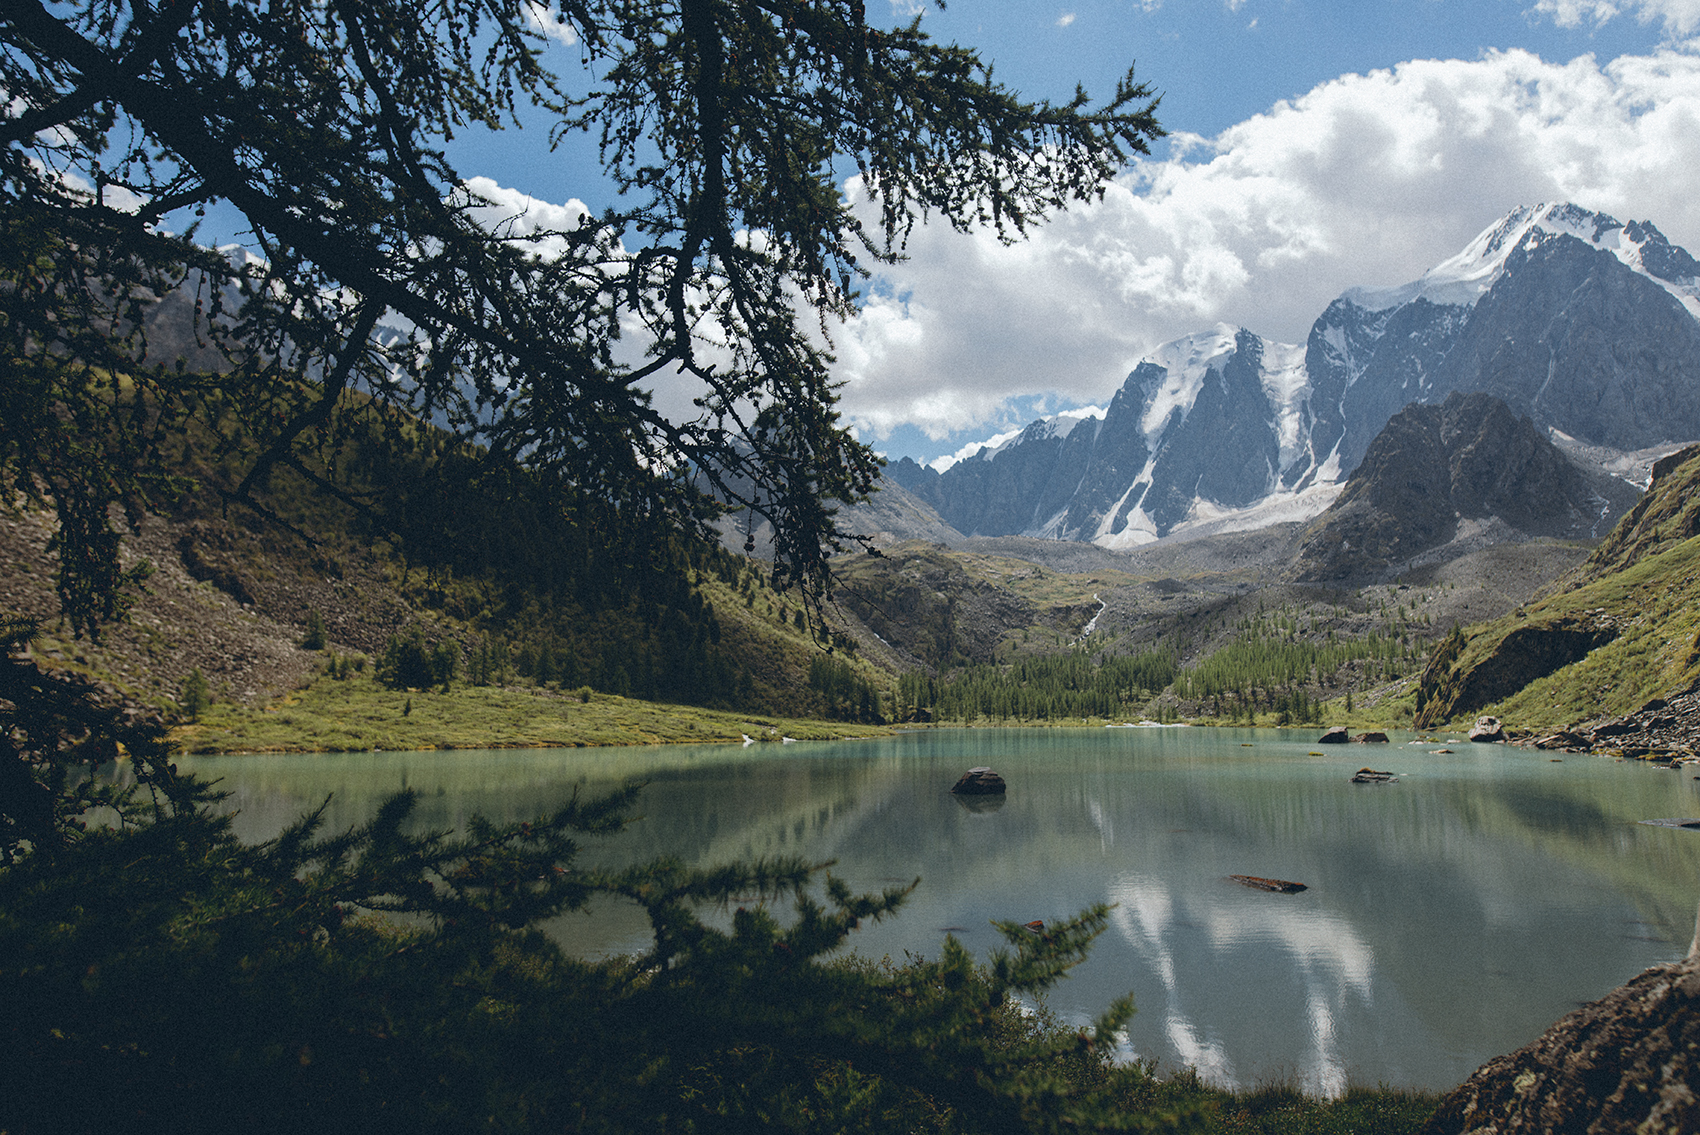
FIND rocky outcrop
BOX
[950,767,1007,795]
[1424,922,1700,1134]
[1469,716,1505,743]
[1417,611,1619,728]
[831,544,1084,669]
[1293,393,1638,584]
[1522,683,1700,760]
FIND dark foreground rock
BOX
[1424,925,1700,1134]
[950,767,1007,795]
[1352,768,1396,783]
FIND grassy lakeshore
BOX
[175,669,896,754]
[173,668,1438,756]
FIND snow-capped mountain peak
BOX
[1135,324,1240,442]
[1342,202,1700,320]
[927,404,1105,473]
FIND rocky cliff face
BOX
[1292,392,1639,583]
[898,204,1696,549]
[828,545,1046,669]
[1418,611,1622,727]
[1429,226,1700,454]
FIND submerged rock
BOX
[950,767,1007,795]
[1228,875,1308,894]
[1351,768,1396,783]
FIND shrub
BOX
[180,667,211,720]
[301,609,328,651]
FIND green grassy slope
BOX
[1416,445,1700,731]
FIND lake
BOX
[179,727,1700,1096]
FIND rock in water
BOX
[1352,768,1396,783]
[1319,726,1350,744]
[1423,929,1700,1134]
[950,767,1007,795]
[1228,875,1308,893]
[1355,731,1391,743]
[1470,715,1505,743]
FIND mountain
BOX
[895,203,1700,548]
[1291,392,1640,583]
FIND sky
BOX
[264,1,1700,467]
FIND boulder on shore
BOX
[1318,726,1350,744]
[1423,914,1700,1134]
[1469,715,1505,743]
[950,767,1006,795]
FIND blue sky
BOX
[457,2,1675,212]
[900,0,1665,146]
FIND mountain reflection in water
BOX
[182,728,1700,1094]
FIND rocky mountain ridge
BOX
[1291,392,1640,584]
[886,203,1700,549]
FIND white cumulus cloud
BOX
[1531,0,1700,36]
[524,2,581,45]
[830,44,1700,448]
[458,175,594,260]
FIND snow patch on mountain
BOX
[1091,475,1346,551]
[1260,340,1312,472]
[1137,326,1238,445]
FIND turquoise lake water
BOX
[179,727,1700,1095]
